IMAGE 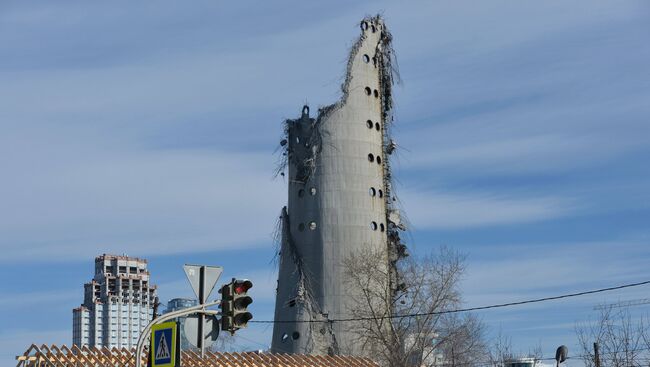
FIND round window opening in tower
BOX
[380,223,385,232]
[377,156,382,165]
[374,89,379,98]
[378,189,383,198]
[309,187,317,196]
[292,332,300,340]
[375,122,380,131]
[371,24,376,33]
[369,187,376,197]
[364,87,372,96]
[288,299,296,307]
[298,223,305,232]
[368,153,375,162]
[361,21,369,31]
[281,333,289,343]
[366,120,373,129]
[363,54,370,63]
[298,189,305,198]
[295,137,300,144]
[309,221,317,230]
[371,221,378,231]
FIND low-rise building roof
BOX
[16,344,379,367]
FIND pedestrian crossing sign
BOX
[151,322,177,367]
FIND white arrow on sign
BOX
[183,265,223,304]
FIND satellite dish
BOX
[555,345,568,366]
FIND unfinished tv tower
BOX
[272,16,406,356]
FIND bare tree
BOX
[485,330,514,367]
[343,246,487,367]
[576,305,650,367]
[484,330,543,367]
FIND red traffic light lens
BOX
[233,280,252,294]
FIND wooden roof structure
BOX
[16,344,380,367]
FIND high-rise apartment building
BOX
[72,254,158,349]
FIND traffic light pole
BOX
[198,266,205,358]
[134,300,220,367]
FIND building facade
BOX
[164,298,198,350]
[72,254,157,349]
[272,16,406,356]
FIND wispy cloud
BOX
[401,189,576,229]
[462,239,650,308]
[0,290,78,308]
[0,147,285,263]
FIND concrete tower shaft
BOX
[272,16,403,356]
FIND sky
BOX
[1,1,649,366]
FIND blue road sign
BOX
[151,322,177,367]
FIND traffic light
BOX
[219,278,253,335]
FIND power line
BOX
[234,334,269,349]
[251,279,650,324]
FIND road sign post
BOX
[183,264,222,357]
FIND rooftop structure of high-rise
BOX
[72,254,157,349]
[164,298,199,350]
[272,15,406,356]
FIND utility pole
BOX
[594,342,601,367]
[451,346,455,367]
[152,296,160,320]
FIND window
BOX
[374,89,379,98]
[292,332,300,340]
[378,189,383,198]
[368,153,375,162]
[281,333,289,342]
[364,87,372,96]
[380,223,385,232]
[377,156,382,164]
[371,24,376,33]
[369,187,376,197]
[363,54,370,63]
[309,187,317,196]
[360,21,368,31]
[309,221,317,230]
[371,221,378,231]
[375,122,380,131]
[366,120,373,129]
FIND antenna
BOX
[593,298,650,310]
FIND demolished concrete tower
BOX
[272,16,406,356]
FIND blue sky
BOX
[1,1,649,365]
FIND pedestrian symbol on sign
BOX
[155,332,170,360]
[151,322,177,367]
